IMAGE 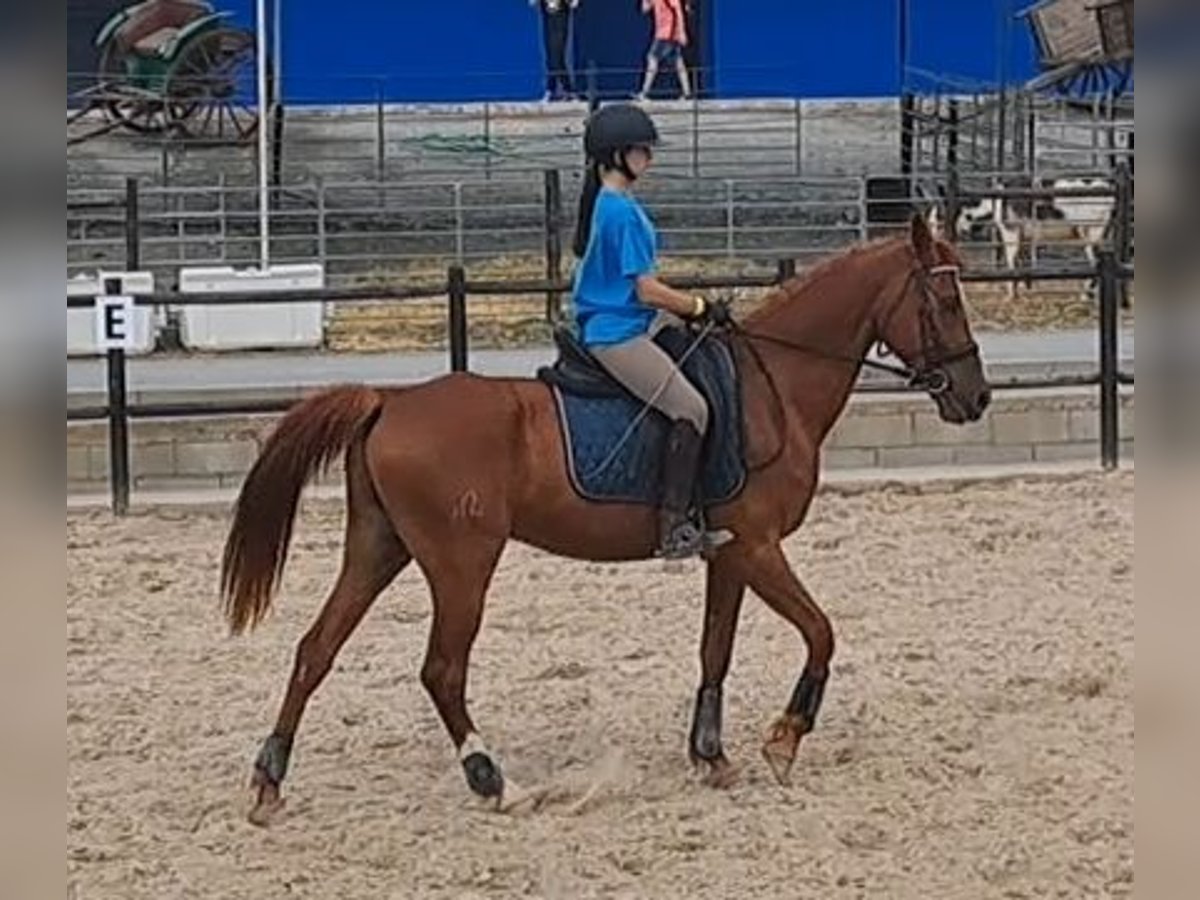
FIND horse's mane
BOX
[745,235,908,323]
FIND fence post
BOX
[793,99,803,175]
[1097,248,1120,470]
[724,179,735,259]
[946,98,959,176]
[1112,160,1133,309]
[857,176,869,242]
[106,181,141,515]
[995,85,1007,172]
[945,167,961,244]
[271,98,285,189]
[125,177,141,270]
[316,177,327,271]
[217,173,228,264]
[931,95,942,172]
[483,102,492,181]
[453,182,464,264]
[776,258,796,284]
[899,92,915,181]
[448,264,468,373]
[969,92,980,169]
[1026,99,1037,174]
[375,84,386,184]
[586,63,598,113]
[543,168,564,322]
[1011,92,1023,173]
[103,284,132,517]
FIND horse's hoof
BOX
[761,743,795,787]
[247,776,285,827]
[697,755,740,789]
[761,716,804,787]
[497,777,550,814]
[462,751,505,799]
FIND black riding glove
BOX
[701,297,734,327]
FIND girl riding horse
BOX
[570,102,731,559]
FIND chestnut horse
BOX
[221,214,990,824]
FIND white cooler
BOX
[178,263,325,351]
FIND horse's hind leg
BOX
[414,535,507,803]
[248,442,409,826]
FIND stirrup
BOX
[657,518,734,560]
[658,521,706,560]
[656,527,735,560]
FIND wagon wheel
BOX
[97,41,175,134]
[164,28,263,142]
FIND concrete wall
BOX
[67,387,1134,496]
[821,387,1134,470]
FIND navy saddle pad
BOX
[536,326,747,506]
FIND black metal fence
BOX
[67,250,1133,516]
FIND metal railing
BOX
[68,251,1133,515]
[902,82,1133,179]
[68,167,1133,291]
[68,92,906,189]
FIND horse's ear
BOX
[910,210,935,266]
[924,202,942,237]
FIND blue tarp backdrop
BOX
[70,1,1039,104]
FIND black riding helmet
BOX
[572,103,661,256]
[583,103,660,180]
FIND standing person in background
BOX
[636,0,691,102]
[530,0,581,102]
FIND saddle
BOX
[537,327,654,398]
[535,326,747,507]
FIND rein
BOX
[731,325,942,389]
[733,263,978,394]
[579,320,717,479]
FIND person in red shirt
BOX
[636,0,691,101]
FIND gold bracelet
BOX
[693,295,706,318]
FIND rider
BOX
[570,102,731,559]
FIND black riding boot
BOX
[658,420,707,559]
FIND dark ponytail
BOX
[572,162,602,258]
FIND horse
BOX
[220,213,990,825]
[949,175,1116,300]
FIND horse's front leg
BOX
[1082,232,1100,301]
[688,558,745,787]
[737,541,834,786]
[1000,221,1023,299]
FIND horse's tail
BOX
[221,385,383,635]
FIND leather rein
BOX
[722,263,980,471]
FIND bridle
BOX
[725,261,980,471]
[871,262,981,393]
[732,261,979,396]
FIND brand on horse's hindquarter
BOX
[452,488,484,520]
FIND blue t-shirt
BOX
[572,187,658,346]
